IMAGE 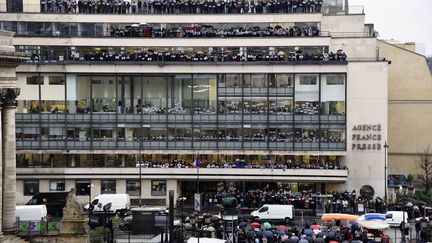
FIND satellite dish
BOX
[360,185,375,200]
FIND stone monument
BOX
[60,188,88,234]
[59,188,89,242]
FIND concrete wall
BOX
[322,14,366,34]
[345,61,388,197]
[331,38,377,59]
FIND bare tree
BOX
[416,146,432,193]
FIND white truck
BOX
[251,204,294,223]
[16,205,48,221]
[84,194,130,215]
[385,211,408,227]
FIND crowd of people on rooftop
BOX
[29,49,347,63]
[110,24,320,38]
[40,0,324,14]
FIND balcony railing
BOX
[16,167,349,182]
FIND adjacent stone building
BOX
[378,40,432,189]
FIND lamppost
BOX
[178,197,186,242]
[87,184,94,228]
[164,209,169,243]
[87,183,95,206]
[136,160,145,207]
[384,141,389,203]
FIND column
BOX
[2,88,19,233]
[0,89,5,238]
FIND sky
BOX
[349,0,432,56]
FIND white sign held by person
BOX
[194,193,201,212]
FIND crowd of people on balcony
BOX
[29,49,347,63]
[110,24,320,38]
[136,158,343,170]
[40,0,324,14]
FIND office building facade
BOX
[0,0,388,205]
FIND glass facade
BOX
[16,72,346,152]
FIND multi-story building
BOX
[0,0,388,206]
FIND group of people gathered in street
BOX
[202,189,381,213]
[40,0,324,14]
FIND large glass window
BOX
[151,180,167,196]
[193,75,217,114]
[295,74,319,115]
[92,76,117,113]
[76,180,90,196]
[24,180,39,196]
[101,180,116,194]
[321,74,345,115]
[126,180,140,196]
[171,75,192,114]
[72,76,91,113]
[49,180,65,191]
[40,73,66,113]
[18,74,41,113]
[26,76,43,85]
[142,76,167,114]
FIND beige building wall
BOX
[378,40,432,177]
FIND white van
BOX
[16,205,47,221]
[385,211,408,227]
[251,204,294,223]
[84,194,130,215]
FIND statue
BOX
[60,188,88,236]
[63,188,85,220]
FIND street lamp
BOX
[87,183,95,205]
[384,141,389,203]
[87,184,94,227]
[136,160,145,207]
[178,197,187,242]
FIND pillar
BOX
[2,88,19,233]
[0,90,4,238]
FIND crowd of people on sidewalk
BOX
[202,189,382,213]
[110,24,320,38]
[40,0,324,14]
[235,221,387,243]
[29,49,347,63]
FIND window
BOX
[326,75,345,85]
[24,180,39,196]
[259,206,268,213]
[26,76,43,85]
[49,180,65,191]
[75,180,90,196]
[101,180,116,194]
[299,76,317,85]
[151,180,167,196]
[126,180,140,196]
[49,76,65,85]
